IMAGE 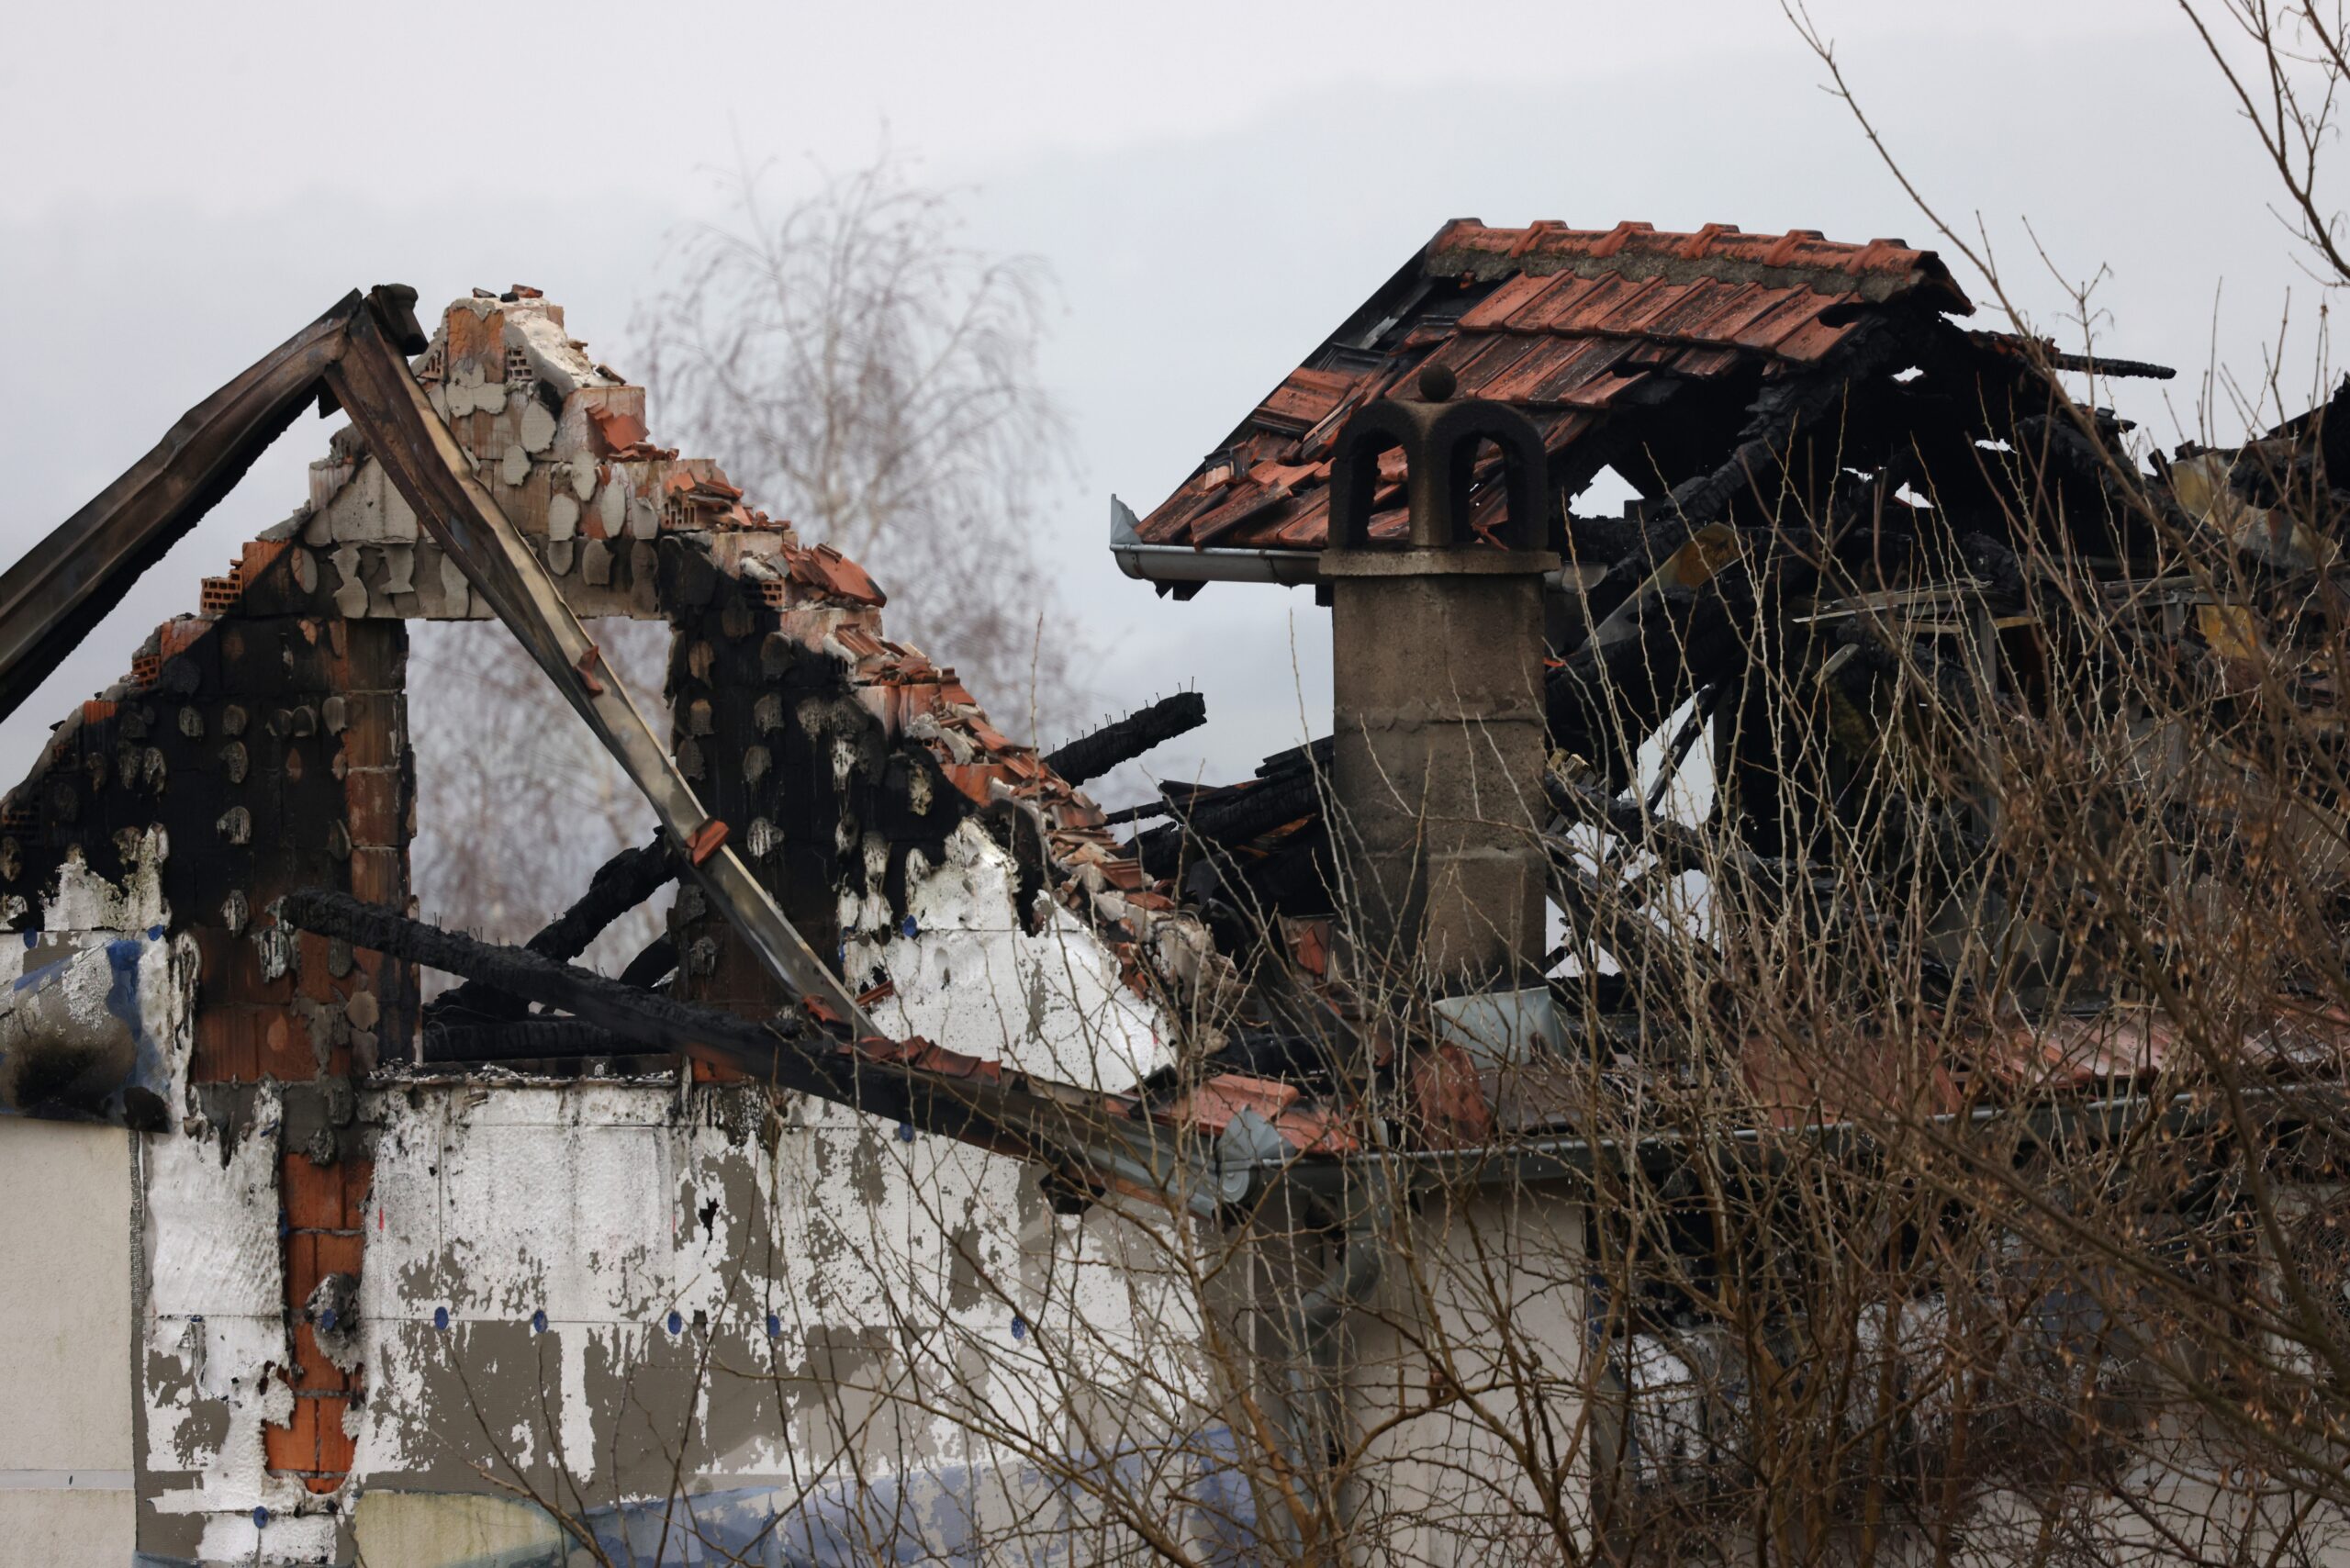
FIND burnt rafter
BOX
[1043,690,1208,786]
[280,890,1237,1213]
[425,834,679,1026]
[0,290,404,722]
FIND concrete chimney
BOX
[1320,364,1557,991]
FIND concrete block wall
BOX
[0,1120,136,1566]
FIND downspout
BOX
[1285,1175,1390,1555]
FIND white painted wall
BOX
[0,1117,136,1566]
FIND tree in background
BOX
[407,617,671,967]
[638,152,1081,731]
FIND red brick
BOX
[343,768,403,848]
[280,1155,344,1231]
[263,1391,318,1475]
[340,1160,374,1231]
[160,618,212,663]
[287,1323,348,1394]
[313,1231,364,1280]
[336,621,406,688]
[190,1007,261,1083]
[284,1232,319,1298]
[330,696,404,767]
[256,1012,313,1081]
[348,847,403,905]
[444,305,505,374]
[311,1394,356,1481]
[295,934,343,1003]
[197,925,291,1008]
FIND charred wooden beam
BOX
[617,934,678,991]
[281,890,1223,1213]
[324,290,876,1035]
[1132,766,1326,878]
[285,889,810,1072]
[419,1018,631,1064]
[426,836,677,1025]
[0,291,405,722]
[522,836,677,964]
[1044,691,1207,785]
[1561,319,1916,645]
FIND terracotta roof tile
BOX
[1136,218,1974,554]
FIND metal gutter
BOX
[1110,496,1321,588]
[1111,496,1606,595]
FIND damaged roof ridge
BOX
[1132,216,1986,557]
[1427,218,1973,314]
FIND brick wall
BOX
[0,540,416,1501]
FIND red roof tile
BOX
[1136,219,1973,554]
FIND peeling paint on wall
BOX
[0,838,183,1125]
[845,820,1175,1089]
[1,287,1237,1565]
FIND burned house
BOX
[2,221,2347,1566]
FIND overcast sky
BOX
[0,2,2331,813]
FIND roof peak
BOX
[1425,218,1969,312]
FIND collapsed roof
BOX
[2,219,2343,1207]
[1118,218,2350,1136]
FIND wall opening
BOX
[406,617,673,991]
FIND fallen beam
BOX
[281,890,1220,1212]
[285,888,812,1074]
[425,835,676,1025]
[1132,767,1326,876]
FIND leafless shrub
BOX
[423,20,2350,1568]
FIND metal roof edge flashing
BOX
[1110,495,1590,593]
[1110,494,1321,588]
